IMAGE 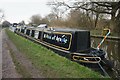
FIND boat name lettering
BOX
[43,33,68,44]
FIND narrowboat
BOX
[9,23,18,32]
[15,26,106,64]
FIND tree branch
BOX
[58,2,112,14]
[79,6,111,14]
[93,2,112,7]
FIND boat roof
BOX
[26,27,90,32]
[52,27,89,32]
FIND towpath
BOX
[0,29,2,79]
[2,29,44,78]
[2,29,21,78]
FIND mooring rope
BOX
[93,54,109,77]
[95,29,111,77]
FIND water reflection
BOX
[91,37,120,78]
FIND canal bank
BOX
[91,36,120,79]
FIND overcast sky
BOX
[0,0,53,24]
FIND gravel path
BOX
[2,29,44,78]
[0,29,2,79]
[2,29,21,78]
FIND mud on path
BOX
[2,29,44,78]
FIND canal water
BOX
[91,37,120,78]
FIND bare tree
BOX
[66,9,94,29]
[2,20,11,28]
[45,13,57,22]
[48,1,120,32]
[47,1,68,20]
[29,14,42,26]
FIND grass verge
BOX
[6,29,104,78]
